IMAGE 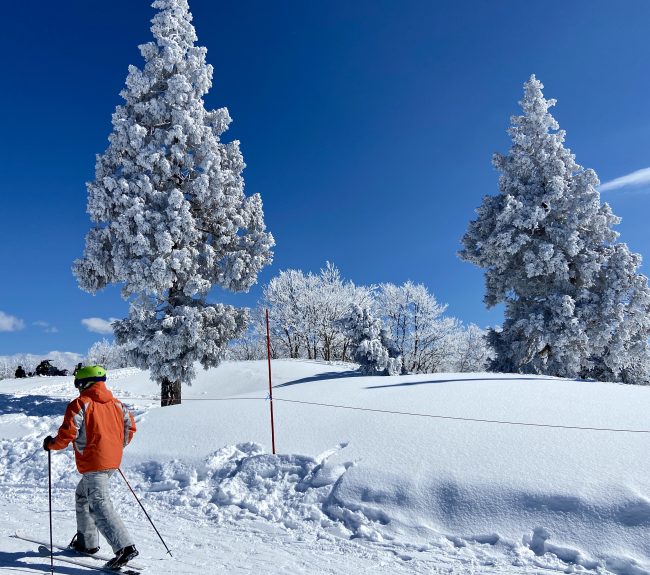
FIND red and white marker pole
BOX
[265,308,276,454]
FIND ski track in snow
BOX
[0,488,581,575]
[1,365,649,574]
[0,436,550,574]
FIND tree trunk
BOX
[323,337,331,361]
[161,378,181,407]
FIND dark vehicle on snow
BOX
[35,360,68,377]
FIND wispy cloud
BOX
[0,311,25,332]
[81,317,118,335]
[33,321,59,334]
[599,167,650,192]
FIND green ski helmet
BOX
[74,365,107,391]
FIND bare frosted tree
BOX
[86,339,131,369]
[445,324,492,373]
[315,263,372,361]
[263,263,370,362]
[262,270,308,359]
[376,282,457,373]
[226,327,268,361]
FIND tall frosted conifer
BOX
[74,0,274,405]
[459,76,650,382]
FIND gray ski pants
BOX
[75,470,133,553]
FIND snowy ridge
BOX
[1,361,649,574]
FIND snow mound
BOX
[131,442,363,538]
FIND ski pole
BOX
[48,450,54,573]
[117,468,172,557]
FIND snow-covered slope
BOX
[1,360,648,574]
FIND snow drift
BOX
[1,360,648,574]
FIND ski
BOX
[38,545,140,575]
[13,531,144,570]
[15,530,113,562]
[37,544,141,574]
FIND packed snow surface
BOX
[1,360,649,574]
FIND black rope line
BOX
[6,393,650,434]
[273,398,650,434]
[10,394,267,402]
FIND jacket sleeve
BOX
[120,402,136,447]
[50,399,85,451]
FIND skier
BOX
[42,365,139,570]
[15,365,27,378]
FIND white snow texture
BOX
[0,361,648,574]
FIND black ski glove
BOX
[43,436,54,451]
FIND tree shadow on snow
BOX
[366,375,560,390]
[0,550,87,574]
[275,370,360,388]
[0,393,70,417]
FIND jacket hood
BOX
[80,380,114,404]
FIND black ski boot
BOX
[105,545,139,570]
[68,533,100,555]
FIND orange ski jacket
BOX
[49,380,136,474]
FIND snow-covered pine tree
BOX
[73,0,274,405]
[459,75,650,382]
[336,304,402,376]
[583,244,650,383]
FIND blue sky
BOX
[3,0,650,355]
